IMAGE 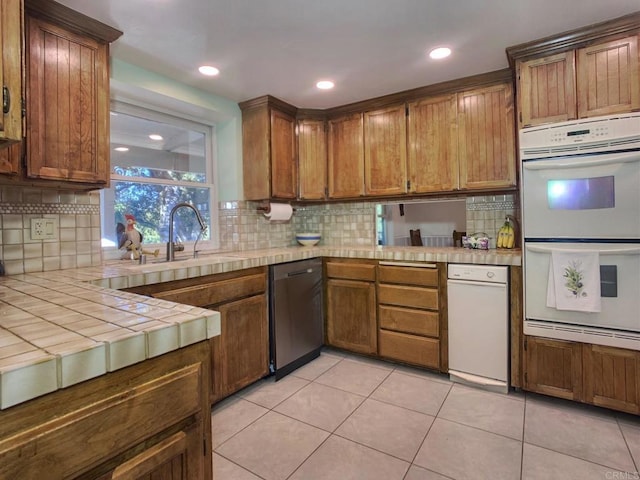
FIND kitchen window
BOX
[101,101,218,256]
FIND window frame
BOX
[102,100,219,260]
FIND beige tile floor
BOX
[212,349,640,480]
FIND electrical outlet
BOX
[31,218,57,240]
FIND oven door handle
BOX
[526,245,640,255]
[523,152,640,170]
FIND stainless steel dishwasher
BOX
[269,258,324,380]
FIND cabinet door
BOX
[0,0,22,146]
[458,83,516,190]
[0,142,20,175]
[26,16,110,184]
[518,52,577,127]
[242,105,270,200]
[328,113,364,198]
[583,344,640,414]
[326,278,377,354]
[212,294,268,402]
[407,95,458,192]
[364,105,407,196]
[524,336,582,401]
[270,108,297,199]
[109,425,203,480]
[577,35,640,119]
[298,118,327,200]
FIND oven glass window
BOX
[547,176,615,210]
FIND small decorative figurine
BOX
[116,214,159,260]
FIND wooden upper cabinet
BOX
[241,97,297,200]
[0,0,22,149]
[328,113,364,198]
[270,108,297,199]
[297,118,327,200]
[457,82,516,190]
[407,94,458,193]
[577,35,640,119]
[518,52,577,127]
[25,5,121,185]
[363,104,407,196]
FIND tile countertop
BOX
[0,245,520,410]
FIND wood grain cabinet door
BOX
[26,16,110,184]
[517,51,577,127]
[270,108,297,199]
[583,344,640,414]
[407,95,458,193]
[363,105,407,196]
[328,113,365,198]
[524,336,583,401]
[577,35,640,119]
[0,0,22,147]
[298,118,327,200]
[326,278,377,354]
[457,82,516,190]
[212,294,268,401]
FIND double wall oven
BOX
[521,113,640,350]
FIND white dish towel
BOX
[546,250,601,313]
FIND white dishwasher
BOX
[447,264,509,393]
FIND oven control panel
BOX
[519,113,640,158]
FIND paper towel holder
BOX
[256,200,296,214]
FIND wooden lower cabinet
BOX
[583,344,640,414]
[524,336,640,414]
[524,336,583,401]
[211,294,269,403]
[377,263,444,371]
[125,267,269,404]
[0,342,212,480]
[325,259,377,355]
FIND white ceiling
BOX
[56,0,639,109]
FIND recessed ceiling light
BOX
[198,65,220,76]
[114,147,129,152]
[316,80,335,90]
[429,47,452,60]
[149,134,163,141]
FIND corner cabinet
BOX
[240,96,297,200]
[0,0,22,149]
[24,0,122,185]
[126,267,269,405]
[0,342,212,480]
[325,259,377,354]
[508,13,640,128]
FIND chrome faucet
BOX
[166,202,208,261]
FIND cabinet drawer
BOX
[378,284,438,310]
[326,262,376,281]
[154,273,266,307]
[378,265,438,287]
[0,363,203,479]
[379,305,439,337]
[379,330,439,369]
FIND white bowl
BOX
[296,232,321,246]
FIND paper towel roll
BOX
[263,203,293,221]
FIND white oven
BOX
[521,113,640,350]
